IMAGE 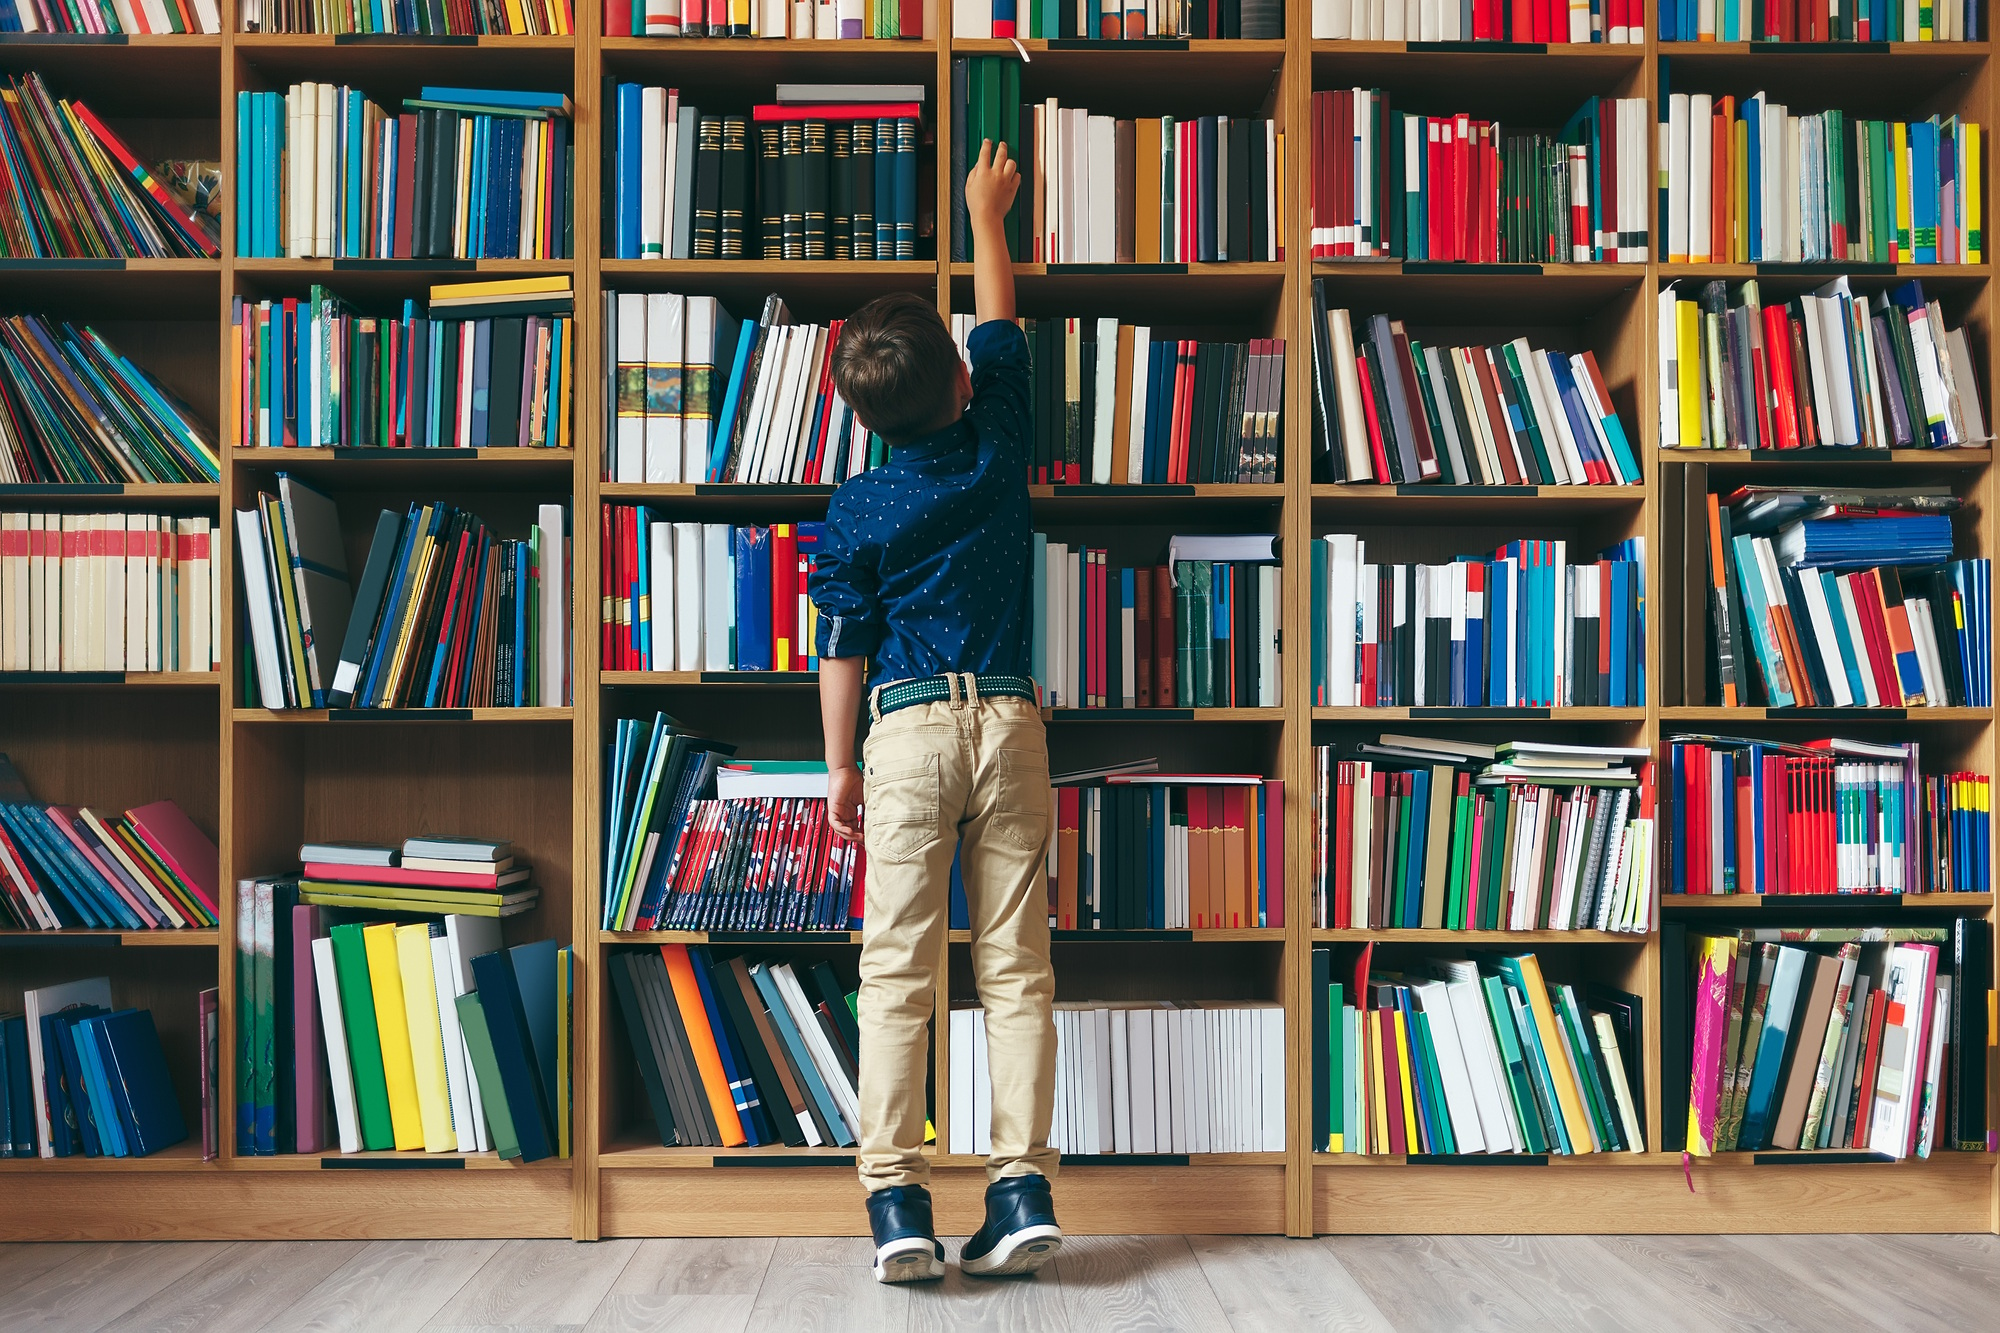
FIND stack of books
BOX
[607,292,884,485]
[954,58,1285,265]
[601,513,828,673]
[957,0,1282,36]
[1311,534,1647,708]
[0,316,221,485]
[0,0,221,30]
[1662,99,1980,265]
[239,490,570,710]
[298,837,537,919]
[0,512,220,674]
[0,758,219,931]
[5,977,188,1159]
[1310,91,1648,263]
[1667,736,1989,896]
[0,74,219,259]
[952,1001,1288,1155]
[605,0,928,35]
[953,317,1285,486]
[607,84,922,262]
[1313,737,1656,933]
[1035,533,1282,709]
[1314,0,1643,39]
[1660,279,1988,453]
[1052,773,1285,930]
[235,86,574,261]
[239,882,572,1161]
[610,945,863,1149]
[239,0,572,33]
[1308,290,1638,487]
[232,279,576,453]
[1682,921,1989,1157]
[1313,947,1646,1155]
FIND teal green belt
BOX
[872,673,1039,718]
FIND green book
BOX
[251,878,274,1154]
[1553,984,1617,1150]
[1407,1007,1455,1155]
[1328,982,1345,1151]
[455,993,521,1161]
[1444,783,1471,930]
[1479,973,1547,1154]
[1481,787,1510,932]
[1499,342,1557,482]
[328,922,395,1150]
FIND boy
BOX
[809,141,1060,1284]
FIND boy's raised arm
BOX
[965,139,1021,326]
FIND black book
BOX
[1185,341,1212,483]
[1238,560,1257,706]
[692,946,777,1144]
[693,116,723,259]
[1949,916,1991,1150]
[1308,279,1342,482]
[639,951,720,1146]
[610,952,681,1147]
[802,118,830,260]
[780,120,806,259]
[1197,116,1218,262]
[829,121,853,261]
[950,58,968,262]
[1660,922,1690,1154]
[805,960,861,1066]
[486,317,526,450]
[1221,343,1250,483]
[1228,116,1252,264]
[851,120,875,260]
[1122,785,1143,928]
[1360,342,1404,484]
[1247,122,1268,262]
[1311,947,1331,1150]
[429,110,460,259]
[413,108,434,260]
[757,122,784,257]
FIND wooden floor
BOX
[0,1233,1994,1332]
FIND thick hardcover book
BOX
[292,905,327,1154]
[608,952,679,1147]
[469,948,555,1161]
[454,993,521,1160]
[327,922,395,1150]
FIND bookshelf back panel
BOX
[1308,50,1646,129]
[1,689,221,839]
[1657,49,1991,125]
[951,939,1288,1006]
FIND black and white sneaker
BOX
[866,1184,945,1283]
[960,1173,1062,1278]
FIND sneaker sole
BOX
[874,1237,945,1284]
[961,1225,1063,1278]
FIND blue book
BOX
[509,939,561,1121]
[617,85,642,260]
[732,526,773,670]
[949,850,968,929]
[51,1009,104,1156]
[687,947,765,1145]
[357,505,427,707]
[1608,560,1628,707]
[93,1010,187,1158]
[235,94,252,256]
[748,962,853,1147]
[1912,119,1940,265]
[709,317,759,480]
[469,318,493,445]
[1739,946,1808,1149]
[1402,768,1431,928]
[1488,558,1509,706]
[30,807,138,929]
[420,87,570,113]
[74,1017,126,1157]
[470,948,556,1161]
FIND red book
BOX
[1333,763,1353,926]
[1134,571,1153,706]
[600,506,614,670]
[1354,346,1393,482]
[1851,570,1902,706]
[771,524,798,669]
[898,0,922,38]
[1850,988,1890,1146]
[1152,565,1176,708]
[1377,1008,1407,1154]
[750,103,922,123]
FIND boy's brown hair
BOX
[831,292,964,444]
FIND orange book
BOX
[1220,786,1249,929]
[1873,567,1926,706]
[1711,97,1733,265]
[1057,786,1080,929]
[1109,324,1135,484]
[1135,118,1162,264]
[1704,494,1737,707]
[659,944,747,1146]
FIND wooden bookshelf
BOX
[2,1,1994,1244]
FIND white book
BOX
[1915,978,1951,1158]
[950,1009,975,1155]
[648,522,675,670]
[1185,1005,1207,1152]
[427,934,477,1152]
[440,915,501,1153]
[644,292,685,483]
[1797,572,1853,706]
[1126,325,1152,482]
[682,297,718,480]
[1127,1009,1155,1153]
[313,937,363,1154]
[1091,316,1118,482]
[315,83,336,258]
[1328,308,1372,480]
[536,503,566,705]
[640,88,668,259]
[615,294,648,482]
[773,963,861,1138]
[1525,347,1583,485]
[737,325,788,484]
[1413,980,1485,1152]
[1152,1009,1174,1152]
[702,524,733,670]
[1109,1007,1131,1152]
[1447,975,1522,1151]
[673,521,703,671]
[25,975,113,1155]
[235,510,287,709]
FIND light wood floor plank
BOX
[582,1294,757,1333]
[906,1242,1068,1333]
[1451,1235,1722,1333]
[96,1240,369,1333]
[1189,1234,1394,1333]
[1326,1235,1546,1332]
[1864,1233,2000,1308]
[425,1325,582,1333]
[1590,1234,1871,1332]
[0,1241,223,1331]
[600,1237,776,1297]
[262,1239,503,1333]
[1730,1233,1989,1331]
[745,1237,912,1333]
[1049,1235,1231,1333]
[425,1239,641,1328]
[0,1243,97,1293]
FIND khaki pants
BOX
[857,683,1057,1191]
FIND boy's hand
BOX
[965,139,1021,228]
[827,765,865,844]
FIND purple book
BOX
[198,987,219,1161]
[293,904,328,1154]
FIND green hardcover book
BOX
[455,993,521,1161]
[328,922,395,1150]
[1498,342,1557,481]
[1444,782,1471,930]
[1328,981,1345,1151]
[1407,1007,1455,1154]
[251,878,275,1155]
[1479,973,1546,1153]
[234,878,255,1155]
[1553,984,1618,1150]
[1480,787,1509,932]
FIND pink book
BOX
[1685,933,1738,1156]
[198,987,219,1160]
[125,800,220,915]
[46,806,162,927]
[1463,798,1485,930]
[293,904,328,1154]
[300,862,526,891]
[1262,779,1284,929]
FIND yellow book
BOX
[503,0,527,35]
[260,495,315,704]
[395,923,458,1152]
[1675,300,1703,449]
[429,275,572,302]
[1894,122,1912,261]
[1733,120,1749,263]
[1964,123,1981,264]
[362,922,425,1150]
[381,512,443,702]
[1367,1009,1389,1154]
[1392,1009,1419,1151]
[1508,953,1596,1154]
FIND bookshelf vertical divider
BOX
[1,0,1995,1242]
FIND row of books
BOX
[606,0,927,34]
[950,1002,1287,1156]
[611,945,862,1149]
[239,488,571,710]
[236,85,574,261]
[1311,535,1648,708]
[602,514,825,673]
[1667,736,1988,896]
[1052,776,1285,930]
[5,979,187,1160]
[1309,91,1649,263]
[607,85,921,262]
[960,316,1284,486]
[650,795,864,934]
[0,512,221,674]
[232,279,576,452]
[1659,0,1975,44]
[954,60,1285,266]
[1683,924,1986,1158]
[1036,539,1283,709]
[0,316,220,485]
[1308,292,1640,487]
[955,0,1283,36]
[298,834,538,920]
[244,885,572,1160]
[1313,737,1656,933]
[241,0,572,32]
[1310,0,1644,39]
[0,0,217,29]
[1660,279,1987,453]
[1662,99,1981,267]
[604,712,731,931]
[1314,946,1645,1155]
[608,292,883,485]
[0,759,218,931]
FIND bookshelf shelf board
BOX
[602,929,858,944]
[0,257,218,273]
[1313,261,1651,281]
[1659,705,1992,724]
[1306,39,1640,57]
[1310,928,1645,943]
[0,671,221,688]
[1313,1152,1651,1167]
[1655,447,1992,467]
[1658,262,1991,281]
[1310,485,1645,518]
[600,669,819,687]
[948,928,1282,943]
[933,1151,1288,1168]
[600,1144,860,1169]
[1030,484,1287,518]
[234,32,577,50]
[602,36,936,56]
[956,37,1287,56]
[1660,892,1995,910]
[1310,705,1645,722]
[0,1140,215,1171]
[0,483,221,504]
[232,257,577,276]
[949,40,1285,105]
[1046,706,1284,722]
[600,259,936,279]
[0,929,219,948]
[230,706,573,723]
[231,1151,570,1171]
[228,447,578,488]
[949,261,1287,281]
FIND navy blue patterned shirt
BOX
[810,319,1033,693]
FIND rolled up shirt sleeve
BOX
[810,499,885,660]
[964,319,1031,465]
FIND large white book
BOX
[949,1009,975,1156]
[616,294,648,482]
[236,510,287,708]
[312,937,362,1154]
[640,87,668,259]
[673,521,703,671]
[648,521,674,670]
[428,934,477,1152]
[701,523,732,671]
[441,915,502,1152]
[536,503,566,704]
[645,292,685,483]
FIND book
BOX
[1655,0,1971,37]
[1048,776,1286,930]
[1313,0,1643,39]
[238,0,571,32]
[0,514,220,676]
